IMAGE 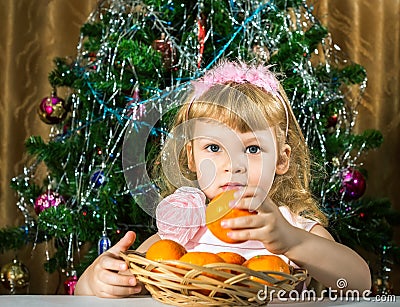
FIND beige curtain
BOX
[0,0,399,294]
[315,0,400,292]
[0,0,97,294]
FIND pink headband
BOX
[188,61,289,136]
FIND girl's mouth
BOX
[221,183,244,191]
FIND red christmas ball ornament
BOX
[34,190,65,214]
[153,33,176,70]
[197,12,207,68]
[340,168,366,200]
[64,270,78,295]
[87,52,98,70]
[327,113,338,128]
[38,91,68,124]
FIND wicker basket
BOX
[121,251,307,306]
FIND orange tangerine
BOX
[217,251,247,275]
[206,190,256,243]
[178,251,226,278]
[145,239,187,262]
[178,251,225,267]
[243,255,290,285]
[216,252,246,265]
[178,252,226,295]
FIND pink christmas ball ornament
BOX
[64,271,78,295]
[34,190,66,214]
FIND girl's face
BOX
[186,120,290,201]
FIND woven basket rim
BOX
[121,250,308,306]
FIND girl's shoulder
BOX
[278,206,318,232]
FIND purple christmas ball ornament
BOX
[340,168,366,200]
[38,92,68,125]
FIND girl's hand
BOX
[74,231,143,298]
[222,187,297,255]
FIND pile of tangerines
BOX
[145,239,290,286]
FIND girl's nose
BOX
[225,155,247,174]
[232,164,246,173]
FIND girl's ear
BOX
[186,142,196,172]
[276,144,291,175]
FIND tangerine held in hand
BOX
[243,255,290,285]
[145,239,187,262]
[206,190,256,243]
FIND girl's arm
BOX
[283,224,371,292]
[223,188,371,292]
[228,215,371,291]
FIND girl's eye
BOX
[246,145,260,154]
[206,144,220,152]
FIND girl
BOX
[75,61,371,298]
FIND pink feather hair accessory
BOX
[189,60,289,136]
[192,60,280,98]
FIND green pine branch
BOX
[325,129,383,156]
[0,227,27,253]
[328,197,400,262]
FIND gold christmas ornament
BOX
[0,259,30,292]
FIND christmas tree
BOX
[1,0,398,294]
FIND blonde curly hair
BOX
[152,75,327,226]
